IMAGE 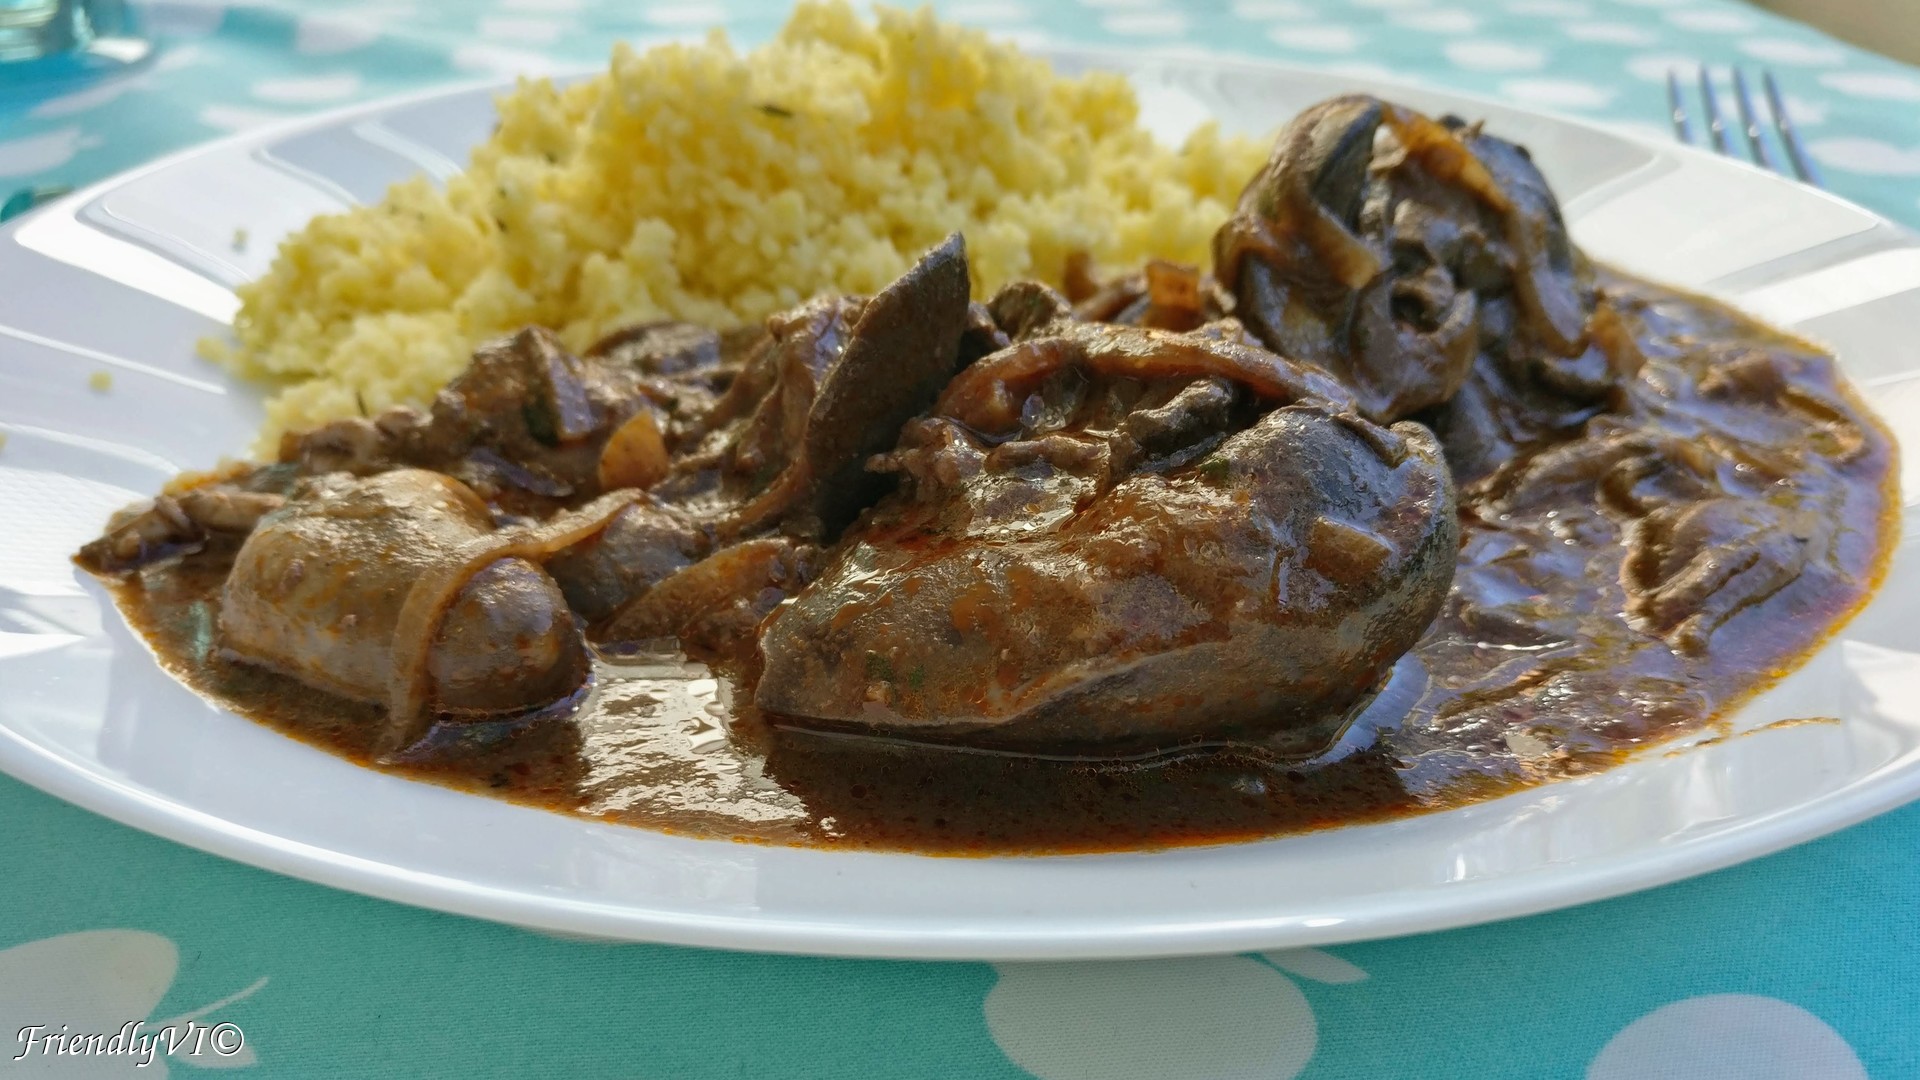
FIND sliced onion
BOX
[597,536,791,643]
[597,409,671,492]
[935,323,1357,436]
[1294,196,1383,293]
[1383,106,1510,213]
[381,490,641,757]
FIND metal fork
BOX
[1667,67,1821,187]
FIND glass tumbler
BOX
[0,0,150,82]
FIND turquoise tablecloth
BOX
[4,1,1920,1077]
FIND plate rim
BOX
[8,712,1920,960]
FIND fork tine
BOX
[1666,70,1694,143]
[1730,68,1782,173]
[1762,70,1823,188]
[1697,66,1731,154]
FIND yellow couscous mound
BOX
[208,1,1270,447]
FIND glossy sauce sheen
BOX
[111,276,1899,854]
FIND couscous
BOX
[207,1,1268,447]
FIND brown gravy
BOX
[106,274,1899,854]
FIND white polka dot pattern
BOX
[195,103,293,131]
[1810,136,1920,176]
[1624,52,1702,82]
[478,16,571,44]
[249,73,364,103]
[1590,996,1868,1080]
[293,15,379,55]
[1737,38,1849,66]
[1500,77,1617,108]
[944,1,1034,23]
[1390,8,1478,34]
[1230,0,1314,19]
[986,954,1367,1080]
[1564,22,1660,46]
[1507,0,1590,15]
[1663,9,1755,33]
[643,2,729,26]
[1820,71,1920,102]
[0,127,99,176]
[1269,25,1361,52]
[1445,39,1549,71]
[1103,11,1187,37]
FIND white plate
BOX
[3,51,1918,960]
